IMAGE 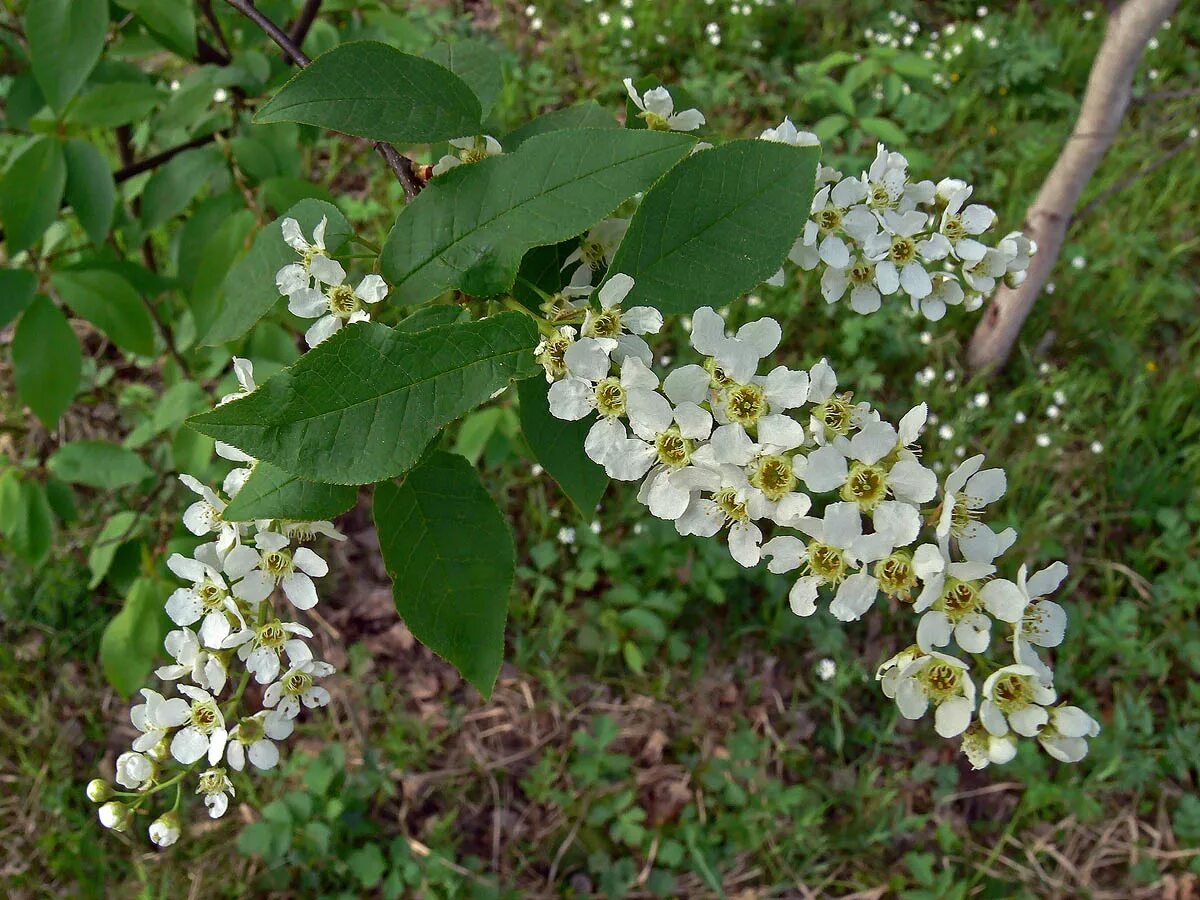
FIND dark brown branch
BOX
[199,0,234,60]
[114,129,230,183]
[288,0,323,55]
[222,0,422,201]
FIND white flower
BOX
[674,465,763,567]
[914,553,997,653]
[759,117,819,146]
[784,501,889,620]
[226,711,293,771]
[960,722,1018,769]
[98,801,131,831]
[792,177,871,272]
[936,455,1015,563]
[169,685,227,766]
[562,218,629,287]
[224,531,329,611]
[149,811,181,847]
[222,619,315,684]
[891,650,976,737]
[1037,705,1100,763]
[178,475,241,554]
[213,359,259,495]
[196,767,235,819]
[164,547,245,649]
[275,216,341,295]
[130,688,190,754]
[863,208,945,301]
[623,78,705,131]
[986,562,1070,685]
[689,306,781,382]
[155,627,228,694]
[263,658,336,720]
[581,274,662,365]
[817,658,837,681]
[115,750,154,790]
[432,134,503,176]
[602,393,713,485]
[979,664,1057,737]
[287,270,388,348]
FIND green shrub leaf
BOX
[52,269,157,356]
[502,101,617,150]
[140,145,224,230]
[66,82,163,128]
[12,295,81,429]
[254,41,482,144]
[24,0,108,111]
[0,268,37,330]
[63,140,117,244]
[374,452,514,697]
[99,576,170,697]
[605,139,819,314]
[223,462,358,522]
[518,377,607,515]
[424,39,503,119]
[0,473,54,567]
[47,441,153,489]
[0,137,67,255]
[380,128,694,305]
[188,313,540,485]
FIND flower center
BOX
[876,552,917,600]
[586,309,622,339]
[581,239,607,267]
[726,383,768,426]
[536,335,571,380]
[256,621,287,649]
[197,768,228,795]
[284,670,313,696]
[749,454,795,501]
[190,701,220,734]
[461,146,489,164]
[841,462,888,510]
[198,580,227,612]
[890,236,917,265]
[806,542,846,584]
[942,214,965,241]
[705,358,736,389]
[849,260,874,285]
[992,673,1034,712]
[813,393,854,438]
[868,184,894,209]
[655,429,691,469]
[949,494,977,536]
[920,662,961,700]
[816,206,844,233]
[237,716,265,744]
[640,111,671,131]
[327,285,360,318]
[263,549,293,578]
[594,378,627,418]
[938,578,980,620]
[713,487,748,522]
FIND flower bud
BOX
[98,801,131,831]
[115,750,154,790]
[149,811,182,848]
[86,779,112,802]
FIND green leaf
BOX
[374,451,514,697]
[0,475,54,566]
[0,268,37,330]
[47,441,153,489]
[518,377,607,515]
[140,145,224,230]
[380,128,694,305]
[202,199,350,346]
[348,843,387,890]
[859,116,909,146]
[424,39,503,119]
[189,313,539,485]
[114,0,197,57]
[100,576,169,697]
[88,511,140,589]
[66,82,163,128]
[0,137,67,255]
[254,41,482,144]
[52,269,157,356]
[396,304,469,333]
[24,0,108,111]
[222,462,357,522]
[605,139,819,315]
[12,295,80,428]
[502,101,617,151]
[6,72,47,131]
[454,407,503,465]
[63,140,116,244]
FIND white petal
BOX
[667,108,705,131]
[899,262,932,299]
[663,365,710,405]
[304,314,341,348]
[282,572,318,610]
[830,573,878,622]
[547,377,594,421]
[308,255,345,286]
[248,739,280,770]
[802,444,848,492]
[934,696,973,738]
[354,274,388,303]
[293,547,328,578]
[788,576,820,616]
[981,579,1026,623]
[170,727,209,764]
[287,287,328,319]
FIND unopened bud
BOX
[98,801,131,831]
[149,811,182,848]
[87,779,112,802]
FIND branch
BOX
[288,0,323,54]
[114,130,229,184]
[966,0,1179,374]
[222,0,422,201]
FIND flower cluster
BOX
[539,292,1097,769]
[769,138,1035,321]
[88,357,345,846]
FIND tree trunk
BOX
[966,0,1177,373]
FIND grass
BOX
[2,0,1199,897]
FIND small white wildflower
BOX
[817,658,837,681]
[624,78,705,131]
[1071,255,1086,269]
[938,424,954,440]
[196,767,235,819]
[213,88,228,103]
[1014,411,1027,424]
[1090,440,1103,454]
[1036,433,1051,447]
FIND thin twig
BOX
[288,0,323,52]
[222,0,422,201]
[114,130,230,184]
[198,0,233,60]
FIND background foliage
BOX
[1,0,1198,896]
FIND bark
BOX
[966,0,1178,373]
